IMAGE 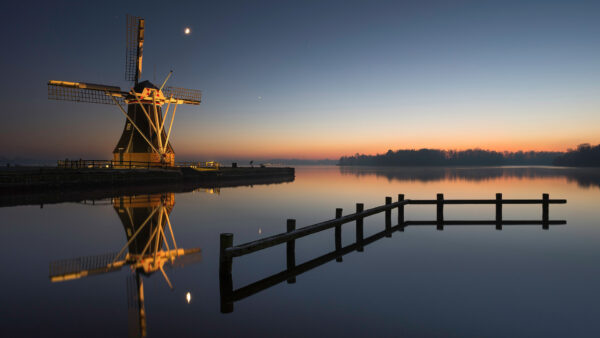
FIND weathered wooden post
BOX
[398,194,405,231]
[335,208,343,262]
[356,203,364,252]
[542,193,549,230]
[496,193,502,230]
[219,233,234,313]
[385,196,392,236]
[286,219,296,283]
[436,193,444,230]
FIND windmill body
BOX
[48,15,201,166]
[114,193,175,262]
[114,81,175,165]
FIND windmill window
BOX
[126,123,132,131]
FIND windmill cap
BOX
[134,80,159,92]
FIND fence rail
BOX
[222,193,565,258]
[219,193,567,313]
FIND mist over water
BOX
[1,166,599,337]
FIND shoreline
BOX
[0,166,295,205]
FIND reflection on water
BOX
[49,193,201,338]
[1,166,599,337]
[220,196,566,313]
[340,166,600,189]
[0,174,293,208]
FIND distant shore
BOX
[338,145,600,167]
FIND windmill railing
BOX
[174,161,220,170]
[219,193,567,312]
[56,159,220,170]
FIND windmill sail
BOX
[166,248,203,268]
[127,273,146,338]
[126,14,144,84]
[48,81,126,105]
[162,86,202,105]
[49,252,124,282]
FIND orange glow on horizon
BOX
[175,140,591,160]
[173,119,600,160]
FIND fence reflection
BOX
[219,193,566,313]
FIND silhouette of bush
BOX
[553,144,600,167]
[339,148,563,166]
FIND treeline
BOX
[338,149,563,166]
[553,144,600,167]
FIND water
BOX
[1,166,599,337]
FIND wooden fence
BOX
[219,193,566,313]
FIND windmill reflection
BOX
[49,193,201,338]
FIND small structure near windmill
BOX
[48,14,201,167]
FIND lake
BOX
[1,166,599,337]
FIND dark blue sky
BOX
[1,0,599,160]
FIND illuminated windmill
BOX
[48,14,201,166]
[49,193,202,337]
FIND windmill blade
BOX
[163,86,202,105]
[127,273,146,338]
[130,248,202,272]
[166,248,202,268]
[127,274,141,338]
[126,14,144,83]
[49,252,125,282]
[48,81,126,105]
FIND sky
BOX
[1,0,599,161]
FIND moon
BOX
[184,27,191,35]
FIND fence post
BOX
[542,193,549,230]
[335,208,343,262]
[385,196,392,236]
[356,203,364,252]
[286,219,296,284]
[398,194,405,231]
[496,193,502,230]
[436,193,444,230]
[129,160,132,169]
[219,233,234,313]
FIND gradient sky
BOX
[1,0,599,161]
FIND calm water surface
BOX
[1,166,599,337]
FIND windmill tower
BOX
[48,14,201,167]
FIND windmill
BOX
[48,14,201,166]
[49,193,202,337]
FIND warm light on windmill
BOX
[184,27,191,35]
[186,292,192,303]
[47,14,202,167]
